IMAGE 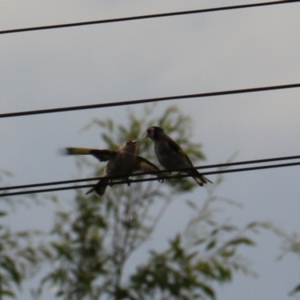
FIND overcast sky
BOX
[1,0,300,299]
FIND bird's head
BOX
[119,140,138,154]
[144,126,165,141]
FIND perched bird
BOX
[65,140,161,196]
[144,126,212,186]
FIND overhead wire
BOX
[1,154,300,197]
[1,82,300,119]
[0,0,299,197]
[2,153,300,192]
[0,1,299,119]
[0,0,298,35]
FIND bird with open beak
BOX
[65,140,161,196]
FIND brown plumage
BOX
[65,140,161,196]
[144,126,212,186]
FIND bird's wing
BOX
[65,147,117,162]
[165,137,194,166]
[90,149,117,161]
[134,156,161,174]
[165,136,183,154]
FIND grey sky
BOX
[1,0,300,299]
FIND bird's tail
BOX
[86,178,109,196]
[65,147,94,155]
[192,170,213,186]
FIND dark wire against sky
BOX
[1,83,300,119]
[1,154,300,197]
[0,0,298,35]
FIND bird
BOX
[144,126,212,186]
[65,140,162,196]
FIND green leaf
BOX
[197,282,216,300]
[220,249,236,258]
[226,237,255,247]
[186,200,198,210]
[0,290,15,298]
[0,210,7,217]
[194,238,208,246]
[289,283,300,296]
[1,256,22,285]
[206,239,217,251]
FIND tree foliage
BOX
[0,105,275,300]
[0,171,41,299]
[32,105,266,300]
[272,228,300,297]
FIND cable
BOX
[1,154,300,192]
[0,1,298,35]
[1,154,300,197]
[1,82,300,119]
[2,161,300,197]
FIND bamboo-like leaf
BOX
[226,237,255,247]
[289,283,300,296]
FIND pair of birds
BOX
[65,126,212,196]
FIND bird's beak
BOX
[132,140,138,146]
[143,131,149,138]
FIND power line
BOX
[0,1,298,35]
[2,161,300,197]
[1,154,300,197]
[1,154,300,192]
[1,82,300,119]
